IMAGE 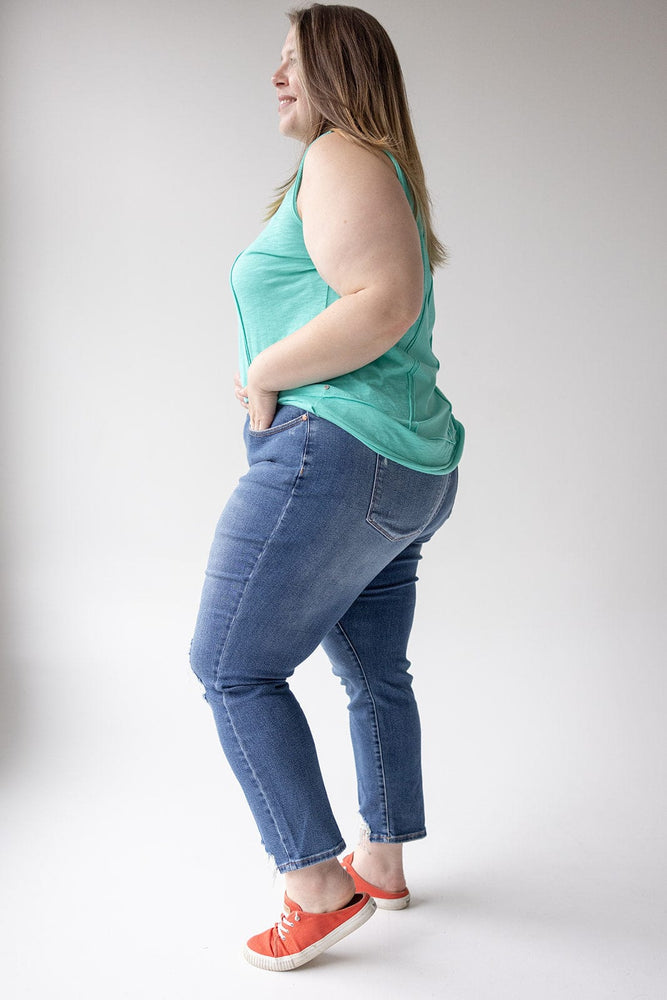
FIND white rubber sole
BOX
[373,891,411,910]
[243,896,377,972]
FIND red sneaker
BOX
[341,854,411,910]
[244,891,376,971]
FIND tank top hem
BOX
[277,389,464,476]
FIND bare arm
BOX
[245,131,423,429]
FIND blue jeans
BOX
[189,405,458,873]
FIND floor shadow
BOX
[417,872,665,950]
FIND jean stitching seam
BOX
[368,830,426,843]
[366,454,411,542]
[247,412,307,437]
[335,620,390,836]
[220,689,293,863]
[213,416,311,689]
[416,466,458,542]
[366,455,449,543]
[421,475,450,534]
[276,841,347,873]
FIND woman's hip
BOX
[242,404,457,539]
[190,406,457,688]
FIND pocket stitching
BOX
[247,412,308,438]
[365,454,449,541]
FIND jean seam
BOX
[368,829,426,844]
[414,465,458,543]
[335,621,390,836]
[366,454,450,542]
[221,689,293,863]
[247,411,307,438]
[275,840,347,874]
[212,416,311,690]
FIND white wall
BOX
[2,1,665,996]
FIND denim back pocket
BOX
[366,454,449,541]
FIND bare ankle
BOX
[284,858,355,914]
[352,841,407,893]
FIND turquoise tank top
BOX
[230,140,464,474]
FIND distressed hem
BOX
[367,829,427,844]
[273,840,347,874]
[359,815,426,845]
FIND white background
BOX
[1,1,665,996]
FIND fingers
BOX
[233,373,249,409]
[238,370,278,429]
[248,388,279,431]
[248,400,273,430]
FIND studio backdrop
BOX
[1,1,665,997]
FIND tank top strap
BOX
[383,150,417,215]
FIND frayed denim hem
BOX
[367,829,427,844]
[273,840,347,874]
[359,814,427,845]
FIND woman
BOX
[189,3,464,971]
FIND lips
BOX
[278,97,296,110]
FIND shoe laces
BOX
[275,905,301,941]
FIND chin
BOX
[278,110,311,142]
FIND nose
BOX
[272,62,288,87]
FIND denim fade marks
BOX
[329,620,392,837]
[212,411,311,691]
[189,405,458,872]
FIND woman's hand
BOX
[234,372,249,410]
[246,361,279,431]
[233,370,278,430]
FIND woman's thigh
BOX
[190,406,457,692]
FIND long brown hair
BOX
[266,3,448,269]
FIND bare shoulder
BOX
[300,130,398,195]
[297,131,422,310]
[303,130,391,168]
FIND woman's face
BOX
[272,26,313,141]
